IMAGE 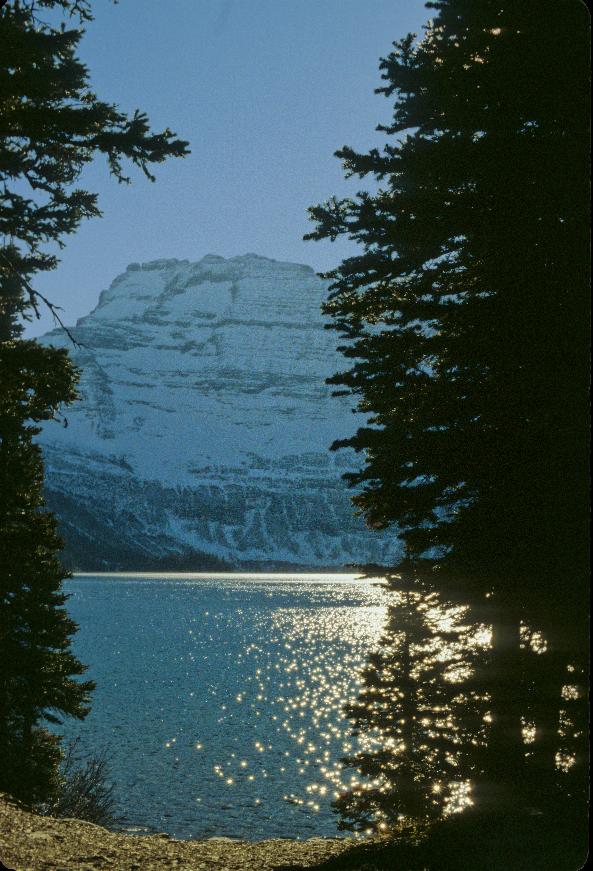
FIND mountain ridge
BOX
[39,254,401,570]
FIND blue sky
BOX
[28,0,429,335]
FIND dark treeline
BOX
[0,0,187,805]
[284,0,589,868]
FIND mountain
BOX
[38,254,401,570]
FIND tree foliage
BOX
[0,333,89,802]
[308,0,589,843]
[0,0,189,803]
[1,0,188,323]
[335,584,483,833]
[307,0,589,626]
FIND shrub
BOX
[40,740,118,828]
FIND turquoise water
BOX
[61,573,388,840]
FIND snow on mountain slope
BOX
[39,254,401,569]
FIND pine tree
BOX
[307,0,588,832]
[335,581,483,834]
[0,330,91,803]
[0,0,188,803]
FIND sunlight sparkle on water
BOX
[61,573,557,839]
[207,597,388,810]
[61,574,392,839]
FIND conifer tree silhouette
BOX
[0,0,188,803]
[307,0,589,835]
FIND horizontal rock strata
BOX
[39,255,401,570]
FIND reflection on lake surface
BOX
[61,573,587,846]
[62,573,390,839]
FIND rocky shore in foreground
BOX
[0,794,350,871]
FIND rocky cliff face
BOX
[39,254,400,569]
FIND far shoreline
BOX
[68,570,382,582]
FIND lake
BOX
[61,573,390,840]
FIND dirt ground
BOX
[0,794,350,871]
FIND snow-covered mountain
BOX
[39,254,401,569]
